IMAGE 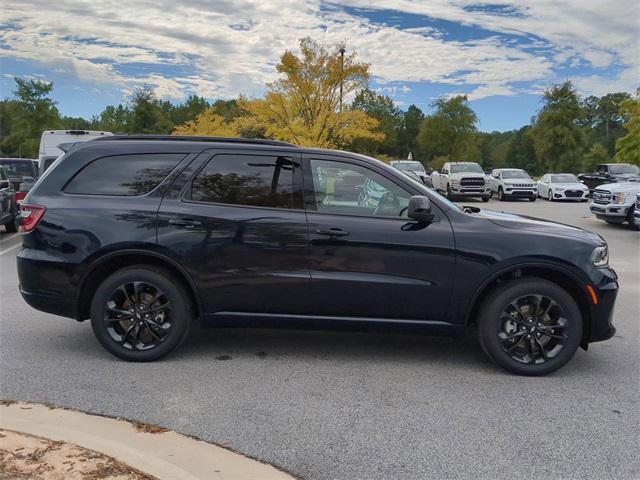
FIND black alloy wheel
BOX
[497,295,567,365]
[91,266,192,361]
[478,278,582,376]
[104,281,172,351]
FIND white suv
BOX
[489,169,537,201]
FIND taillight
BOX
[19,204,46,233]
[15,191,26,202]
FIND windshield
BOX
[395,162,426,173]
[550,174,578,183]
[501,170,530,179]
[609,164,640,175]
[0,159,34,177]
[450,164,482,174]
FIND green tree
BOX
[93,104,131,133]
[582,92,631,155]
[417,95,480,167]
[506,126,538,174]
[583,143,610,171]
[398,105,425,160]
[350,87,402,155]
[128,88,172,134]
[1,78,61,157]
[614,91,640,165]
[529,81,586,173]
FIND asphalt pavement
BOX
[1,198,638,480]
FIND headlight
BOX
[613,192,630,204]
[591,245,609,267]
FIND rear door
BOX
[302,154,456,321]
[157,148,311,316]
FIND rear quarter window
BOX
[64,153,184,196]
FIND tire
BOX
[498,187,506,201]
[90,265,193,361]
[626,208,639,231]
[477,278,583,376]
[547,190,553,201]
[4,218,18,233]
[529,197,536,202]
[482,196,490,203]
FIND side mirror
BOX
[0,180,10,189]
[408,196,435,223]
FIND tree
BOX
[172,38,383,148]
[506,126,538,174]
[350,87,401,155]
[582,92,631,155]
[128,88,172,134]
[398,105,425,160]
[173,109,238,137]
[417,96,480,166]
[529,81,586,173]
[1,78,61,157]
[583,143,609,171]
[614,91,640,166]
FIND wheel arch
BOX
[75,249,203,322]
[464,263,592,348]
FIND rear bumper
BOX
[17,250,79,320]
[19,286,76,319]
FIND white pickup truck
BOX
[590,181,640,229]
[431,162,491,201]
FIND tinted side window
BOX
[65,154,184,196]
[309,159,411,217]
[190,154,294,208]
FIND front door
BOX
[303,155,456,322]
[157,149,311,316]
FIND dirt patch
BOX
[0,429,155,480]
[131,422,168,434]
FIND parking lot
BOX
[0,198,638,479]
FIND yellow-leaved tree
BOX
[173,38,384,148]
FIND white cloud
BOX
[0,0,637,105]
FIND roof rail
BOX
[93,134,297,148]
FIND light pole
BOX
[339,47,345,113]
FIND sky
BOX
[1,0,638,132]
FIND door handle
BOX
[316,228,349,237]
[168,218,201,228]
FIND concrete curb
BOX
[0,401,295,480]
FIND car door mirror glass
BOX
[407,196,435,223]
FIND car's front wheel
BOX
[90,265,192,361]
[478,278,582,376]
[498,187,505,201]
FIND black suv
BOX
[17,136,618,375]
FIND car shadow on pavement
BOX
[170,326,494,371]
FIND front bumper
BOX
[587,267,618,344]
[450,186,491,197]
[504,188,537,197]
[553,190,589,200]
[589,203,628,217]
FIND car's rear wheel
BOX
[90,266,192,361]
[478,278,582,376]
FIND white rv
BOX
[39,130,112,174]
